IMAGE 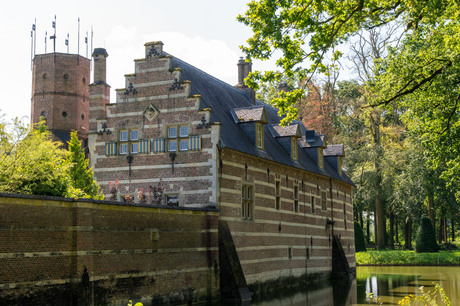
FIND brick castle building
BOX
[30,41,356,299]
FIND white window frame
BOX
[120,143,128,155]
[131,130,139,141]
[168,127,177,138]
[180,126,189,137]
[179,139,189,151]
[120,130,128,142]
[168,139,177,152]
[131,142,139,154]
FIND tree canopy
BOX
[0,119,102,200]
[239,0,460,247]
[238,0,460,127]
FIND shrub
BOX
[415,217,439,253]
[354,222,367,252]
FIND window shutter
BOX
[139,139,150,154]
[189,136,201,151]
[105,142,117,156]
[152,138,165,153]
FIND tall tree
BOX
[66,131,103,200]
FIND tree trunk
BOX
[443,218,448,243]
[395,217,399,244]
[405,217,412,250]
[366,214,371,244]
[389,210,394,249]
[372,115,385,250]
[427,191,435,227]
[359,211,364,229]
[452,219,455,242]
[375,194,385,249]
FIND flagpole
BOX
[90,26,93,71]
[78,17,80,65]
[31,28,33,70]
[33,18,36,58]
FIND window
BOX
[255,122,264,149]
[131,130,139,141]
[120,143,128,155]
[294,185,299,212]
[166,194,179,206]
[311,196,316,214]
[168,127,177,138]
[131,142,139,154]
[168,140,177,152]
[119,129,141,155]
[180,139,189,151]
[242,185,254,220]
[318,147,324,169]
[168,125,190,152]
[291,137,298,160]
[275,180,281,210]
[180,126,188,137]
[321,190,327,211]
[120,130,128,142]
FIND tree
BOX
[0,119,69,197]
[415,216,439,253]
[238,0,459,121]
[66,131,103,200]
[354,222,367,252]
[0,119,103,200]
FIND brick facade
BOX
[218,148,355,288]
[0,194,219,305]
[31,53,90,144]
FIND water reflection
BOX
[355,266,460,305]
[223,266,460,306]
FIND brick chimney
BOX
[92,48,108,85]
[235,57,255,104]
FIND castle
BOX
[30,41,355,302]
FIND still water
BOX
[242,266,460,306]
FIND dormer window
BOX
[256,122,264,149]
[318,147,324,169]
[291,137,298,161]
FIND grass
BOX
[356,249,460,266]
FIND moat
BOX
[224,266,460,306]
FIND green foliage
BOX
[0,119,69,196]
[415,217,439,253]
[356,250,460,266]
[0,119,102,200]
[66,131,103,200]
[354,222,367,252]
[398,283,452,306]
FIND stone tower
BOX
[31,53,91,146]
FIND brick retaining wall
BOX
[0,193,219,305]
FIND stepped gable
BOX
[169,55,354,186]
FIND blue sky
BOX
[0,0,280,122]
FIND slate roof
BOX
[170,55,354,187]
[270,124,301,138]
[324,144,344,157]
[231,106,267,123]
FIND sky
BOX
[0,0,281,123]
